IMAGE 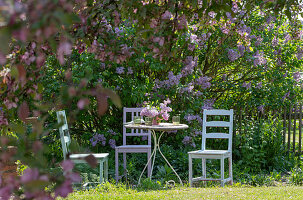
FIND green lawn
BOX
[65,184,303,200]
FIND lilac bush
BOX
[0,0,302,197]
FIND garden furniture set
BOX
[56,108,234,187]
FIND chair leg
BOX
[220,157,224,187]
[123,152,127,179]
[105,157,108,182]
[115,149,119,182]
[99,161,104,184]
[228,156,233,185]
[147,149,151,178]
[202,158,206,186]
[188,154,192,187]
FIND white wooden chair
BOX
[56,110,109,184]
[115,107,151,182]
[188,109,233,187]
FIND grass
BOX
[64,183,303,200]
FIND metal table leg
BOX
[138,130,183,185]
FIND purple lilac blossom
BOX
[195,76,211,89]
[108,129,117,135]
[239,10,245,17]
[188,44,195,51]
[182,56,197,76]
[272,36,278,46]
[116,67,124,74]
[242,82,251,89]
[293,72,301,82]
[208,11,216,18]
[100,63,106,69]
[190,34,199,43]
[180,84,194,94]
[282,92,290,101]
[221,25,230,34]
[184,114,200,124]
[256,82,262,89]
[156,72,182,89]
[258,105,264,113]
[253,51,267,66]
[194,130,202,137]
[182,136,192,145]
[194,91,203,96]
[140,106,159,118]
[90,133,106,146]
[284,34,291,44]
[108,139,116,149]
[237,45,245,56]
[254,36,263,46]
[162,112,169,120]
[237,25,251,36]
[231,1,239,13]
[162,10,173,20]
[177,15,187,29]
[114,27,124,36]
[202,99,215,110]
[297,51,303,60]
[227,49,239,62]
[191,25,198,32]
[127,67,133,75]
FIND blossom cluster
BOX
[140,99,172,121]
[90,133,106,147]
[89,130,117,149]
[184,114,202,125]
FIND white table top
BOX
[124,122,188,131]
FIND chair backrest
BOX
[56,110,71,160]
[201,109,233,152]
[123,107,151,146]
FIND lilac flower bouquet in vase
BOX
[140,99,172,125]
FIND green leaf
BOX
[24,180,49,191]
[10,123,26,135]
[0,27,11,54]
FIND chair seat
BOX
[116,145,151,149]
[70,153,109,160]
[188,150,231,155]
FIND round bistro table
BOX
[124,122,188,185]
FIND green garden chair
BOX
[188,109,233,187]
[56,110,109,184]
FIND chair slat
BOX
[204,133,230,139]
[205,121,231,127]
[204,109,233,115]
[126,133,150,136]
